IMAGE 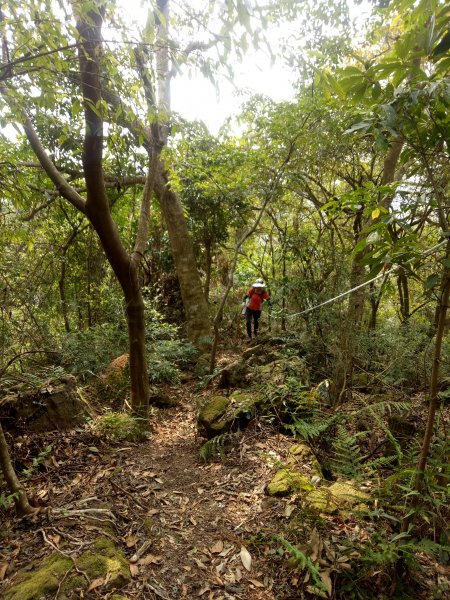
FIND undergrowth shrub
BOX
[61,323,128,381]
[351,322,434,390]
[90,412,148,442]
[61,307,197,388]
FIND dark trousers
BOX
[246,308,261,338]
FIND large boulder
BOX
[266,469,314,496]
[197,391,262,439]
[0,375,90,432]
[266,443,322,496]
[217,359,250,388]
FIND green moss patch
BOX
[197,392,261,439]
[304,481,370,514]
[266,468,314,496]
[3,554,73,600]
[3,537,130,600]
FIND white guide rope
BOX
[271,240,448,320]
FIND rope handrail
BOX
[270,239,448,320]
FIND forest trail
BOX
[2,371,307,600]
[126,393,280,599]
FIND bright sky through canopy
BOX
[117,0,297,134]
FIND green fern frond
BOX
[365,454,397,475]
[365,405,404,463]
[277,537,327,592]
[199,433,229,462]
[288,413,338,441]
[352,400,411,418]
[332,425,365,478]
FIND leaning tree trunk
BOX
[0,421,37,516]
[204,239,212,303]
[332,140,404,404]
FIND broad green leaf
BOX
[425,273,439,289]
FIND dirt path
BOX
[1,380,298,600]
[120,392,288,599]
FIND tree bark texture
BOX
[0,421,36,516]
[155,176,211,348]
[76,3,149,416]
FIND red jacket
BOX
[247,288,269,311]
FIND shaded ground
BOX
[1,352,449,599]
[1,378,305,599]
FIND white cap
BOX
[252,279,266,288]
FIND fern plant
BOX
[331,425,366,479]
[288,412,338,441]
[277,536,328,595]
[199,433,230,462]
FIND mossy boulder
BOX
[217,359,249,388]
[3,537,130,600]
[287,443,322,478]
[266,469,314,496]
[193,353,211,377]
[258,356,310,387]
[0,375,90,433]
[197,391,261,439]
[304,481,370,514]
[3,554,73,600]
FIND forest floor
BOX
[1,349,449,600]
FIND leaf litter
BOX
[0,366,448,599]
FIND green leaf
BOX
[425,273,439,289]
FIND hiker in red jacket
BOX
[244,278,270,341]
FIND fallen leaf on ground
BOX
[49,534,61,546]
[139,554,163,566]
[284,504,295,517]
[87,577,104,591]
[240,546,252,571]
[210,540,224,554]
[130,564,139,577]
[249,579,264,587]
[0,562,9,580]
[320,570,332,596]
[125,534,138,548]
[197,585,210,596]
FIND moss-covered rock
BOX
[3,537,130,600]
[328,482,369,507]
[76,537,130,590]
[197,392,261,439]
[266,469,314,496]
[217,359,249,388]
[304,481,370,514]
[287,443,322,477]
[3,554,73,600]
[193,353,211,377]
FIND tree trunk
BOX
[76,4,149,416]
[397,270,410,322]
[0,421,37,516]
[333,140,404,404]
[401,245,450,532]
[59,256,71,333]
[155,177,211,348]
[204,239,212,303]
